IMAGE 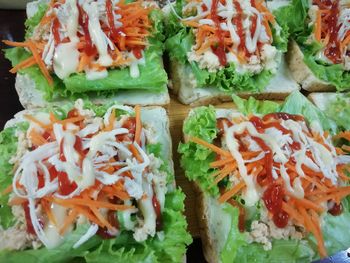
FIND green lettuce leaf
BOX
[85,190,192,263]
[0,127,20,228]
[24,2,49,39]
[323,93,350,131]
[233,91,337,134]
[178,106,219,196]
[0,224,101,263]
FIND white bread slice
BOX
[307,92,340,111]
[286,40,336,92]
[169,54,300,106]
[18,0,170,109]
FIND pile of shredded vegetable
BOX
[3,101,166,249]
[181,0,276,66]
[313,0,350,64]
[4,0,154,84]
[190,112,350,258]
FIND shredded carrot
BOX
[8,197,27,206]
[90,206,114,230]
[28,129,48,146]
[281,202,304,226]
[315,10,322,42]
[59,209,78,235]
[218,181,245,203]
[316,187,350,204]
[2,40,29,47]
[189,136,231,157]
[74,206,104,228]
[27,41,53,86]
[334,131,350,141]
[214,164,238,184]
[287,194,325,213]
[49,196,133,211]
[105,109,116,131]
[24,114,47,128]
[9,56,36,73]
[210,157,235,168]
[128,144,143,163]
[134,105,141,146]
[2,184,13,195]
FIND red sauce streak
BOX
[328,202,343,216]
[52,17,61,44]
[216,118,233,136]
[322,1,341,64]
[251,136,273,182]
[201,3,208,11]
[290,141,301,150]
[262,112,305,122]
[106,0,119,41]
[22,202,36,235]
[117,117,136,142]
[132,47,143,59]
[152,194,162,231]
[233,1,247,56]
[210,0,227,66]
[58,171,78,195]
[78,4,96,56]
[227,199,246,232]
[262,183,289,228]
[250,0,258,38]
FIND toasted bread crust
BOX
[169,56,299,106]
[287,40,335,92]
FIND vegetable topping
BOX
[190,112,350,258]
[181,0,278,72]
[3,0,155,83]
[6,100,168,250]
[312,0,350,65]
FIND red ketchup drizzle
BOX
[322,1,341,64]
[52,17,61,44]
[227,199,246,232]
[152,195,162,231]
[250,0,258,37]
[251,136,273,182]
[106,0,119,41]
[22,202,37,235]
[210,0,227,66]
[328,202,343,216]
[262,112,304,122]
[78,4,96,56]
[117,117,136,142]
[262,183,289,228]
[132,47,143,59]
[233,1,247,56]
[216,118,233,136]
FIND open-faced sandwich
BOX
[164,0,299,106]
[179,91,350,262]
[279,0,350,91]
[4,0,169,108]
[0,100,192,262]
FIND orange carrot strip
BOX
[310,210,328,258]
[210,157,235,168]
[2,40,29,47]
[281,202,304,225]
[50,197,133,211]
[74,206,104,227]
[8,197,27,206]
[128,144,143,163]
[24,114,47,127]
[90,206,114,230]
[315,10,322,42]
[334,131,350,141]
[2,184,13,195]
[189,136,231,157]
[218,181,245,203]
[316,187,350,204]
[59,210,78,235]
[287,194,325,213]
[105,109,116,131]
[27,41,53,86]
[10,56,36,73]
[134,105,141,146]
